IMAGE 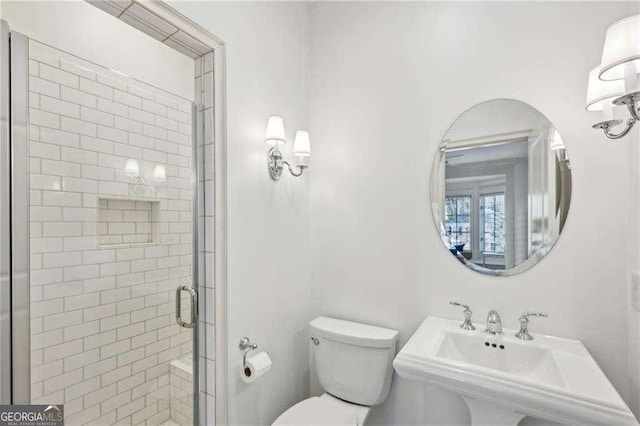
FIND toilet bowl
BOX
[272,394,369,426]
[272,317,399,426]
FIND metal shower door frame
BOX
[0,20,12,405]
[10,27,30,406]
[0,21,30,405]
[0,23,208,419]
[0,11,229,423]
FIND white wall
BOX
[308,2,639,425]
[627,60,640,417]
[1,0,194,100]
[167,2,311,425]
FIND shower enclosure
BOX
[0,5,224,424]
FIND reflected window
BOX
[445,196,471,250]
[480,193,505,254]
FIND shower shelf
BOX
[97,196,161,248]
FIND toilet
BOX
[272,316,399,425]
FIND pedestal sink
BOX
[393,317,638,425]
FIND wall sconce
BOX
[124,158,166,194]
[264,115,311,180]
[589,14,640,139]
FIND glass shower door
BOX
[24,39,199,425]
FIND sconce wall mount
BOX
[591,79,640,139]
[267,146,307,180]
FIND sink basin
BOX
[436,329,565,388]
[393,316,638,425]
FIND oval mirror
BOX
[430,99,572,276]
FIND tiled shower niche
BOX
[98,198,160,247]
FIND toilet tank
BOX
[310,317,399,406]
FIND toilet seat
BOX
[272,393,370,426]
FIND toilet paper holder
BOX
[239,336,258,368]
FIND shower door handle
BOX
[176,285,198,328]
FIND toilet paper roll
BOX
[240,351,272,384]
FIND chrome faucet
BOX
[485,310,503,335]
[449,301,475,331]
[515,312,548,340]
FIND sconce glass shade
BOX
[586,66,625,111]
[549,129,566,151]
[153,165,166,181]
[264,115,286,146]
[599,14,640,81]
[293,130,311,157]
[124,158,140,177]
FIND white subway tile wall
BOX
[29,41,196,425]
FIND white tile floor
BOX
[159,420,181,426]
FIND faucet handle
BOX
[515,312,547,340]
[449,301,475,331]
[520,312,548,321]
[449,301,470,308]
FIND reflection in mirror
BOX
[431,99,572,276]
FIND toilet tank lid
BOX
[310,317,399,348]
